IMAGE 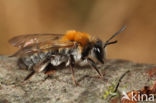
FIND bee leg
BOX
[24,58,50,81]
[45,69,56,75]
[24,71,35,81]
[70,55,79,86]
[87,58,103,77]
[70,65,79,86]
[43,69,56,81]
[14,70,35,86]
[44,64,56,75]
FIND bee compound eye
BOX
[94,46,104,64]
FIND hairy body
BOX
[9,26,126,85]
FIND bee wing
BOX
[11,40,74,57]
[9,33,64,48]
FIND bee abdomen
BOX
[18,57,34,70]
[18,52,51,70]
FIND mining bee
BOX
[9,26,126,85]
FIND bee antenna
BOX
[103,25,126,48]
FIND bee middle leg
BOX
[44,64,56,75]
[43,65,56,81]
[70,55,79,86]
[87,58,103,77]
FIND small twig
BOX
[114,70,130,93]
[108,70,130,101]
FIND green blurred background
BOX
[0,0,156,64]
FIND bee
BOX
[9,26,126,85]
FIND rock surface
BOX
[0,56,156,103]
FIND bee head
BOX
[93,40,104,64]
[92,39,118,64]
[82,26,126,63]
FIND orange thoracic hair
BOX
[60,30,95,47]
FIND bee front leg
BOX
[87,58,103,77]
[70,55,79,86]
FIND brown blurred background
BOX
[0,0,156,64]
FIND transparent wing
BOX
[11,40,74,57]
[9,33,64,48]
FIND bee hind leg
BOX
[15,71,35,86]
[24,71,35,81]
